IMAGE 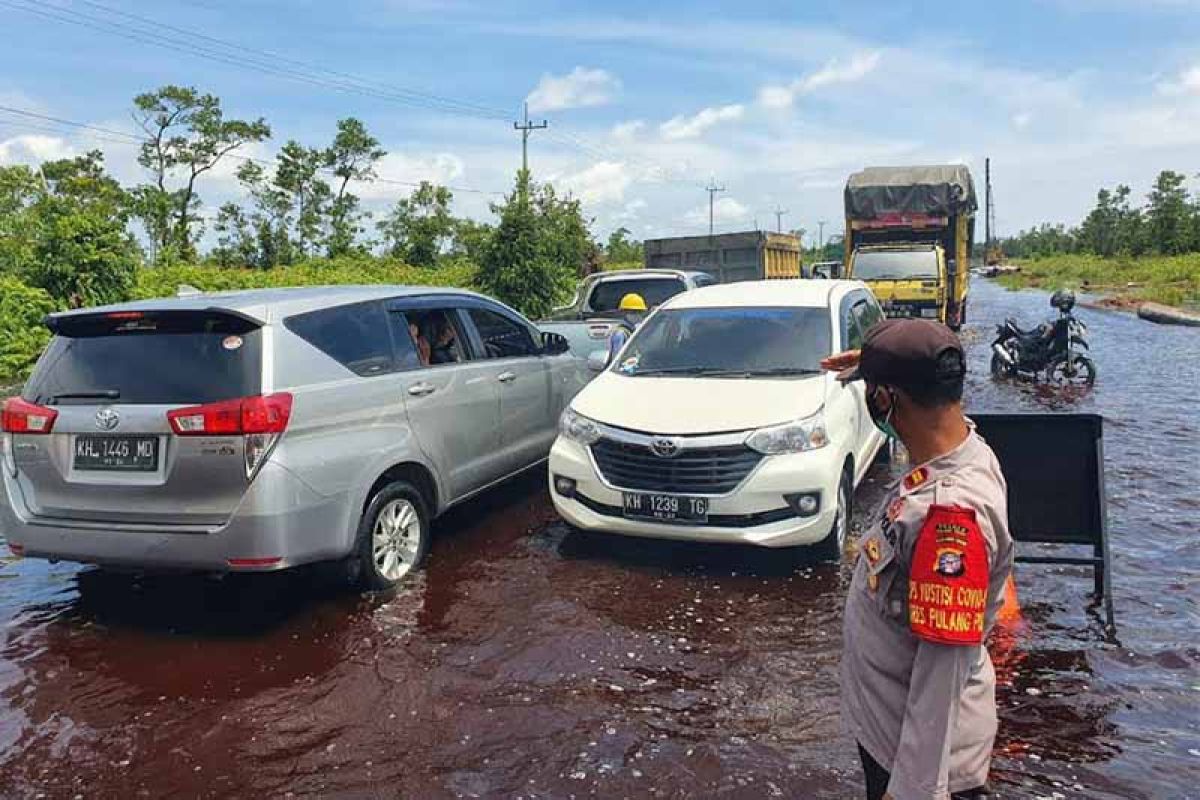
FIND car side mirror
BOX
[587,350,609,372]
[542,331,570,355]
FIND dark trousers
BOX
[858,744,989,800]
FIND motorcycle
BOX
[991,289,1096,386]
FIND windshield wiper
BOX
[630,366,717,376]
[743,367,824,377]
[46,389,121,404]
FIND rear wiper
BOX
[46,390,121,403]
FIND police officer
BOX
[821,319,1014,800]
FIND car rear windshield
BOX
[852,250,939,280]
[589,278,687,312]
[617,306,831,378]
[23,311,262,405]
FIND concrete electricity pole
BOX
[818,220,828,250]
[705,179,726,236]
[513,102,548,174]
[774,206,789,233]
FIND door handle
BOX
[498,371,517,383]
[407,382,436,397]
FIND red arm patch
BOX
[907,504,988,645]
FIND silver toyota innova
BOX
[0,286,581,589]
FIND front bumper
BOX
[547,436,840,547]
[0,462,353,572]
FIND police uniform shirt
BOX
[841,427,1015,800]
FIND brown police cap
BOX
[837,318,965,387]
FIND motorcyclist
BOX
[607,293,648,363]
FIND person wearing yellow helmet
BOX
[607,292,648,363]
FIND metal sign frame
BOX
[971,413,1114,628]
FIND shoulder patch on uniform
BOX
[902,467,928,492]
[907,504,988,646]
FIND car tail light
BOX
[1,397,58,434]
[168,393,293,478]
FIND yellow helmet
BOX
[618,293,648,312]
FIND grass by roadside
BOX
[998,253,1200,310]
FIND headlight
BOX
[745,411,828,455]
[559,407,602,446]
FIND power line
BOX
[2,0,709,191]
[0,105,507,196]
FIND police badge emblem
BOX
[935,550,965,577]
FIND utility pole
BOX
[774,206,789,233]
[705,179,726,237]
[818,220,828,250]
[513,102,548,174]
[984,157,994,264]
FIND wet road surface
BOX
[1,279,1197,799]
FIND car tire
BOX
[813,467,853,562]
[354,480,430,591]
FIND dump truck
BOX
[844,165,976,329]
[643,231,803,283]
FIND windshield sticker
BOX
[222,335,244,351]
[619,356,639,373]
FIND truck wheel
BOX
[813,468,853,562]
[354,481,430,591]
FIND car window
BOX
[588,278,687,312]
[398,308,470,367]
[25,311,262,405]
[467,308,539,359]
[693,274,718,288]
[285,300,402,377]
[851,298,883,340]
[843,302,864,350]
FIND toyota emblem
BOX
[94,407,120,431]
[649,437,681,458]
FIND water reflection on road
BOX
[0,279,1197,798]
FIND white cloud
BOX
[1157,65,1200,95]
[659,104,744,140]
[555,160,631,204]
[0,134,76,165]
[526,67,620,112]
[684,196,750,227]
[354,151,466,201]
[757,51,881,109]
[611,120,645,141]
[1012,111,1033,129]
[614,198,647,223]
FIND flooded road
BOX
[1,279,1197,799]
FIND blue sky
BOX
[2,0,1199,246]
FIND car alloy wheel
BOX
[372,498,422,582]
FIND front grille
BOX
[590,438,762,494]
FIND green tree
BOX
[1146,170,1191,255]
[448,217,493,264]
[378,181,456,268]
[605,226,644,264]
[275,141,331,257]
[325,118,385,257]
[233,160,295,269]
[1078,188,1119,257]
[0,276,57,381]
[0,152,138,308]
[133,85,271,262]
[0,164,40,275]
[476,170,588,319]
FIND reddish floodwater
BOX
[0,280,1197,799]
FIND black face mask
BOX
[866,385,899,439]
